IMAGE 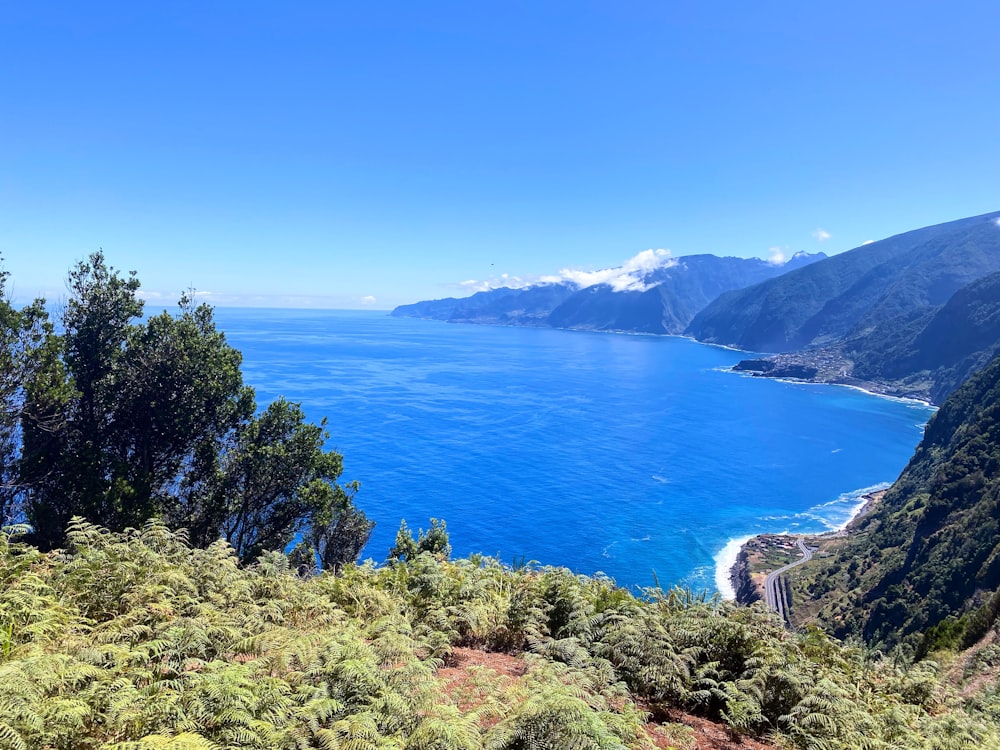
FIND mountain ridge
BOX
[693,211,1000,403]
[778,346,1000,655]
[686,210,1000,353]
[393,251,826,334]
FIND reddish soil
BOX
[438,646,527,680]
[437,648,780,750]
[436,647,526,721]
[644,710,780,750]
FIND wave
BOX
[713,535,755,600]
[806,482,890,531]
[713,483,891,598]
[761,482,891,534]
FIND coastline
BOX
[725,362,936,409]
[714,535,755,600]
[717,486,888,601]
[728,353,940,408]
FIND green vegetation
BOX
[1,253,370,566]
[688,211,1000,358]
[843,270,1000,403]
[5,252,1000,748]
[791,347,1000,655]
[2,520,1000,749]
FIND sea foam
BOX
[714,536,755,600]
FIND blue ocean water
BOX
[213,308,934,594]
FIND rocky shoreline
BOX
[730,545,760,605]
[732,352,935,404]
[729,490,887,608]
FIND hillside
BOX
[687,211,1000,354]
[788,348,1000,653]
[393,252,824,334]
[843,270,1000,403]
[3,520,1000,750]
[732,269,1000,404]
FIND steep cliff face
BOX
[800,349,1000,650]
[731,546,761,605]
[687,211,1000,353]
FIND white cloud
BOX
[558,249,676,292]
[812,228,832,242]
[994,217,1000,228]
[458,273,534,293]
[360,295,377,305]
[862,239,875,245]
[767,246,787,265]
[455,249,677,294]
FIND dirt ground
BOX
[438,647,780,750]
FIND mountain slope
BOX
[687,211,1000,352]
[734,269,1000,403]
[546,252,822,333]
[393,251,825,334]
[793,348,1000,650]
[845,270,1000,403]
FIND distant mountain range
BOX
[393,251,825,334]
[396,210,1000,404]
[695,211,1000,403]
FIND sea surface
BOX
[213,308,935,595]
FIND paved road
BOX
[764,538,813,625]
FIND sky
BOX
[2,1,999,309]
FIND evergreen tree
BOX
[0,266,51,526]
[13,252,370,566]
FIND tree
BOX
[0,265,51,526]
[388,518,451,562]
[18,252,372,567]
[307,479,374,572]
[21,253,253,547]
[189,397,369,564]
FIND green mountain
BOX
[733,269,1000,404]
[793,347,1000,652]
[686,211,1000,354]
[393,284,577,326]
[392,252,825,334]
[843,270,1000,403]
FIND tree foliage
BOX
[5,253,369,566]
[0,267,51,526]
[389,519,451,563]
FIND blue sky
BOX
[2,2,998,309]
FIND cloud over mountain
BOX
[395,249,827,335]
[551,249,677,292]
[459,249,677,294]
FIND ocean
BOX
[213,308,934,595]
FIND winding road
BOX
[764,538,814,625]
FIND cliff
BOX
[730,545,761,605]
